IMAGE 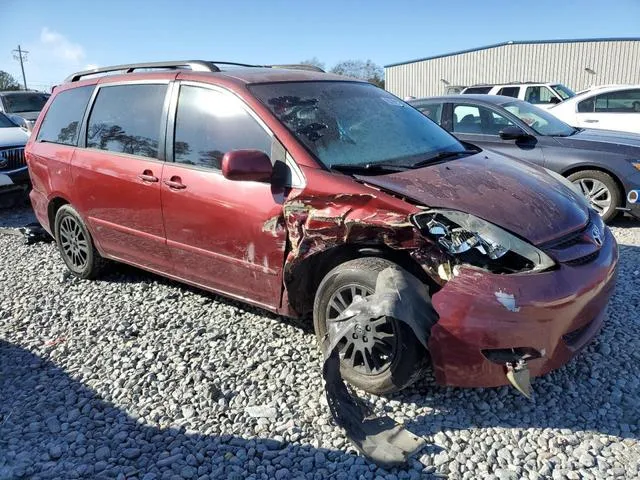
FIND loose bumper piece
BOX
[322,266,437,467]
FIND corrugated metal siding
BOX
[385,40,640,98]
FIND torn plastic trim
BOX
[411,209,556,274]
[322,266,438,467]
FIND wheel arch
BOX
[560,164,626,199]
[47,196,71,232]
[284,243,440,318]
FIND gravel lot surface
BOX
[1,202,639,479]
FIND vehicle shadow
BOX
[610,214,640,228]
[0,339,435,479]
[392,243,640,443]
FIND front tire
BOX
[313,257,428,395]
[54,205,105,279]
[568,170,621,223]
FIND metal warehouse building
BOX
[385,38,640,99]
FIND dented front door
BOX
[161,82,287,309]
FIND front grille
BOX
[542,224,588,250]
[565,250,599,266]
[0,147,26,171]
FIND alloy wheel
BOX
[573,178,612,216]
[325,284,397,376]
[58,215,89,270]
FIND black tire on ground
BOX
[313,257,429,395]
[54,204,106,279]
[567,169,622,223]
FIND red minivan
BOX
[26,61,618,395]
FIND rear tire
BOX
[567,170,621,223]
[54,205,106,279]
[313,257,429,395]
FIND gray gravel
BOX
[1,203,639,479]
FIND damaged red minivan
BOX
[26,61,618,396]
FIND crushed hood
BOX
[356,152,589,245]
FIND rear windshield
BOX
[249,81,463,168]
[1,92,50,113]
[0,112,18,128]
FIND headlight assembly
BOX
[411,209,556,274]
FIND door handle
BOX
[163,177,187,190]
[138,170,159,183]
[584,119,599,123]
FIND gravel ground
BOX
[1,202,639,480]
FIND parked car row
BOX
[22,60,619,398]
[410,95,640,221]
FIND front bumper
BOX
[428,227,618,388]
[0,166,30,189]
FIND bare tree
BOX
[330,60,384,88]
[0,71,22,91]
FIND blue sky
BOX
[1,0,639,90]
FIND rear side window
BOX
[463,87,492,94]
[173,85,271,170]
[86,84,167,159]
[593,89,640,113]
[497,86,519,98]
[36,86,93,146]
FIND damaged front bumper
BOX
[428,227,618,388]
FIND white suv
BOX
[548,85,640,134]
[461,82,575,109]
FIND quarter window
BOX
[36,86,93,146]
[173,86,271,170]
[86,84,167,159]
[524,86,555,104]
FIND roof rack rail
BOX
[64,60,219,82]
[64,60,326,83]
[267,64,325,72]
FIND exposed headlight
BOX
[411,209,556,274]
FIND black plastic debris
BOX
[322,266,438,467]
[0,222,51,245]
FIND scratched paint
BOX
[494,290,521,312]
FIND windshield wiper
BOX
[411,149,477,169]
[329,162,411,174]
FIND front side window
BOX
[577,97,595,113]
[525,86,555,104]
[36,86,93,146]
[504,100,575,136]
[415,103,443,124]
[173,86,271,170]
[452,104,515,135]
[593,89,640,113]
[250,81,463,168]
[497,87,519,98]
[86,84,167,158]
[1,92,50,113]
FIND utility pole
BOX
[12,45,29,90]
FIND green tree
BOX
[0,71,22,91]
[299,57,326,71]
[330,60,384,88]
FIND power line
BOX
[11,45,29,90]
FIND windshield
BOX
[1,92,50,113]
[503,100,576,136]
[0,112,18,128]
[551,84,575,100]
[249,81,464,168]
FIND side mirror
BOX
[548,96,561,105]
[499,126,528,140]
[221,150,273,182]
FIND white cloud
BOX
[84,64,99,71]
[40,27,85,63]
